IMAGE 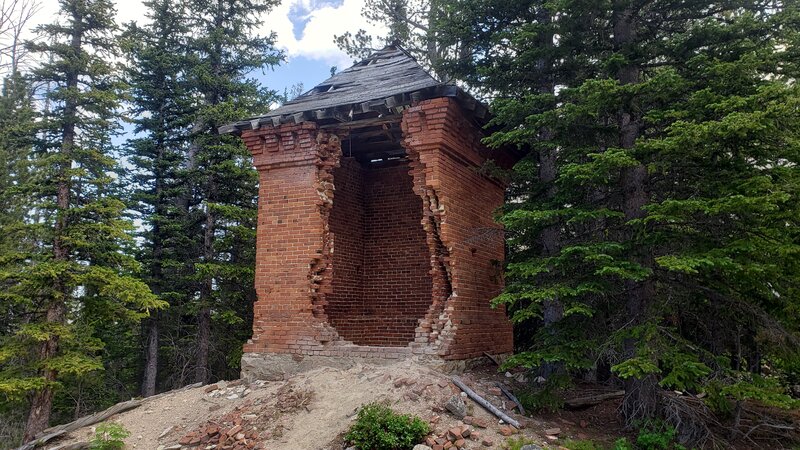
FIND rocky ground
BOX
[49,360,614,450]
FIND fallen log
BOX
[495,382,526,415]
[46,442,90,450]
[14,431,66,450]
[563,390,625,410]
[17,381,205,450]
[16,400,142,450]
[451,376,521,429]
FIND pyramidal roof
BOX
[221,45,487,134]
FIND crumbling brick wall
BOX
[240,96,513,363]
[241,123,341,355]
[402,97,514,359]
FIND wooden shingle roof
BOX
[220,45,487,134]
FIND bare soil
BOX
[48,360,625,450]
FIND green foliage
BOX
[514,374,570,413]
[613,438,634,450]
[504,435,539,450]
[437,0,800,439]
[705,376,800,414]
[564,440,603,450]
[345,402,430,450]
[90,422,130,450]
[633,421,686,450]
[608,422,689,450]
[612,358,662,381]
[0,0,165,439]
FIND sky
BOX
[24,0,387,96]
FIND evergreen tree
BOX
[0,0,163,441]
[334,0,464,78]
[0,65,37,448]
[122,0,193,397]
[0,72,35,256]
[184,0,282,383]
[440,0,800,444]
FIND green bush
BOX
[504,436,540,450]
[563,439,603,450]
[612,421,689,450]
[345,402,430,450]
[90,422,130,450]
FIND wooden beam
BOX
[319,115,401,130]
[348,128,401,140]
[451,376,521,429]
[564,391,625,410]
[218,124,238,134]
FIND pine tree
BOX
[439,0,800,443]
[184,0,282,383]
[122,0,193,398]
[0,72,35,256]
[334,0,465,78]
[0,0,163,441]
[0,67,37,446]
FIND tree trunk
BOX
[23,301,65,442]
[535,5,563,379]
[24,13,82,442]
[142,126,168,397]
[194,207,214,384]
[141,317,159,397]
[612,1,659,423]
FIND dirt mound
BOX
[47,360,580,449]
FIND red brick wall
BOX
[360,162,432,345]
[240,123,341,354]
[327,158,432,347]
[239,96,513,362]
[403,97,514,359]
[327,158,366,341]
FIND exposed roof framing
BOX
[219,45,488,135]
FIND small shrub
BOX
[345,402,430,450]
[631,421,688,450]
[563,439,603,450]
[504,435,539,450]
[614,438,634,450]
[90,422,130,450]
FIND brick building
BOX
[222,46,515,379]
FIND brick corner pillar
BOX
[239,122,345,363]
[402,97,515,360]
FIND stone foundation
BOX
[240,351,509,381]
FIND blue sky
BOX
[259,55,337,101]
[23,0,385,98]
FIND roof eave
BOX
[219,84,489,135]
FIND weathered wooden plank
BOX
[451,376,521,429]
[319,115,401,130]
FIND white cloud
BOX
[264,0,387,67]
[22,0,385,69]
